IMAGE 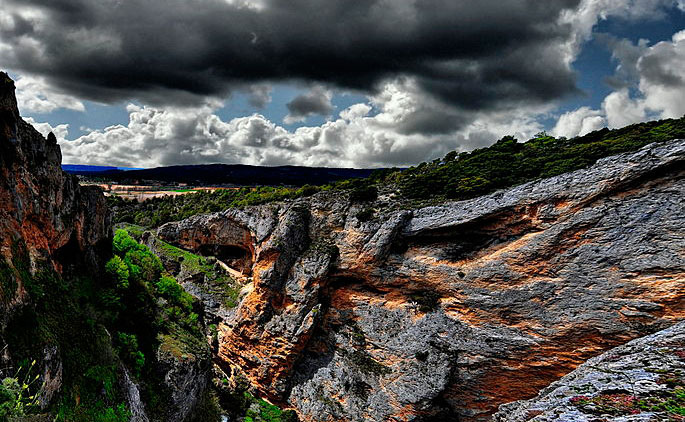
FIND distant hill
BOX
[62,164,143,175]
[64,163,378,186]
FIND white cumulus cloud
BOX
[15,75,85,114]
[24,117,70,142]
[553,27,685,138]
[58,79,547,168]
[552,107,606,138]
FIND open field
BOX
[84,183,235,201]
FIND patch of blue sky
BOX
[549,7,685,129]
[216,83,370,129]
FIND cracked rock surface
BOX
[159,139,685,421]
[495,321,685,422]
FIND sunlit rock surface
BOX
[495,320,685,421]
[159,138,685,421]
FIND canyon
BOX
[158,139,685,420]
[1,70,684,421]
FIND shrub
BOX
[295,184,320,197]
[243,392,300,422]
[112,229,142,255]
[105,256,130,290]
[0,360,42,418]
[156,276,193,311]
[350,185,378,202]
[123,248,162,284]
[115,333,145,378]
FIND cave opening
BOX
[198,244,253,275]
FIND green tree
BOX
[112,229,141,255]
[156,276,193,311]
[105,255,130,289]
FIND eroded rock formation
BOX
[0,72,111,325]
[158,139,685,421]
[495,320,685,421]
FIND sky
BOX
[1,0,684,169]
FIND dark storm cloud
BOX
[1,0,581,110]
[396,108,467,136]
[596,33,646,89]
[285,86,334,123]
[639,50,685,87]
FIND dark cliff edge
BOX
[0,73,213,422]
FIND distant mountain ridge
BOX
[65,163,378,186]
[62,164,143,174]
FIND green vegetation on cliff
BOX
[242,393,299,422]
[152,238,241,308]
[109,116,685,227]
[104,229,208,364]
[396,116,685,200]
[0,231,211,421]
[1,239,132,421]
[215,375,299,422]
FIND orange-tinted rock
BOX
[159,139,685,421]
[0,72,111,325]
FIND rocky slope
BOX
[0,73,212,422]
[0,71,110,337]
[159,139,685,421]
[494,320,685,421]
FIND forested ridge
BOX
[110,116,685,228]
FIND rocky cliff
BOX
[0,71,110,331]
[0,73,217,422]
[159,139,685,421]
[0,72,114,417]
[495,320,685,421]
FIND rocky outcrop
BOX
[0,72,112,413]
[119,366,151,422]
[159,139,685,421]
[494,320,685,421]
[156,346,212,422]
[0,72,110,317]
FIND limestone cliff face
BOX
[0,73,209,421]
[0,72,111,322]
[495,320,685,421]
[158,139,685,421]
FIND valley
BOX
[1,71,684,422]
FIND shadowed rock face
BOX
[0,72,111,324]
[159,140,685,422]
[0,72,112,413]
